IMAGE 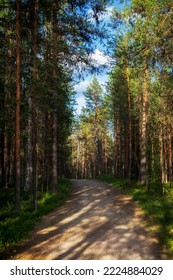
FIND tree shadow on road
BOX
[10,180,167,260]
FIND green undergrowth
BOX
[97,174,173,258]
[0,178,72,258]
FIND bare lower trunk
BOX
[159,125,164,184]
[103,132,108,174]
[15,0,21,213]
[50,2,59,191]
[163,120,168,184]
[51,111,58,192]
[1,124,5,188]
[24,97,33,192]
[168,123,172,188]
[140,65,149,188]
[34,141,38,210]
[125,66,132,184]
[114,113,118,177]
[32,0,39,209]
[94,106,99,177]
[82,146,85,178]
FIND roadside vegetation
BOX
[0,179,72,258]
[98,175,173,258]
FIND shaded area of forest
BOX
[0,0,108,211]
[0,0,109,255]
[0,178,71,258]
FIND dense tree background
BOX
[0,0,109,212]
[70,0,173,192]
[107,0,173,189]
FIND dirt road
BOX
[12,179,166,260]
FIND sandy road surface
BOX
[12,179,166,260]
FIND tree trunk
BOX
[114,114,118,177]
[15,0,21,213]
[82,145,85,178]
[94,104,99,177]
[24,96,33,192]
[4,33,13,189]
[50,2,58,192]
[140,63,149,188]
[125,65,132,184]
[163,118,168,183]
[103,131,108,174]
[43,20,51,191]
[1,124,5,188]
[159,124,164,184]
[51,111,58,190]
[32,0,39,210]
[168,123,172,187]
[4,133,8,189]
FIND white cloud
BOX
[90,49,110,66]
[74,80,89,93]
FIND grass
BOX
[97,174,173,258]
[0,178,72,258]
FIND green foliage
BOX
[98,175,173,257]
[0,179,72,257]
[108,0,173,184]
[70,76,114,178]
[84,76,103,112]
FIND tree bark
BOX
[140,61,149,188]
[125,65,132,184]
[50,1,58,192]
[24,96,33,192]
[94,104,99,177]
[1,124,5,188]
[15,0,21,213]
[32,0,39,210]
[103,131,108,174]
[168,123,172,187]
[114,113,118,177]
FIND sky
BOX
[74,0,127,115]
[74,50,111,114]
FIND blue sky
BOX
[74,0,128,115]
[74,50,111,114]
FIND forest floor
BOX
[11,179,168,260]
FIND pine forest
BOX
[1,0,173,260]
